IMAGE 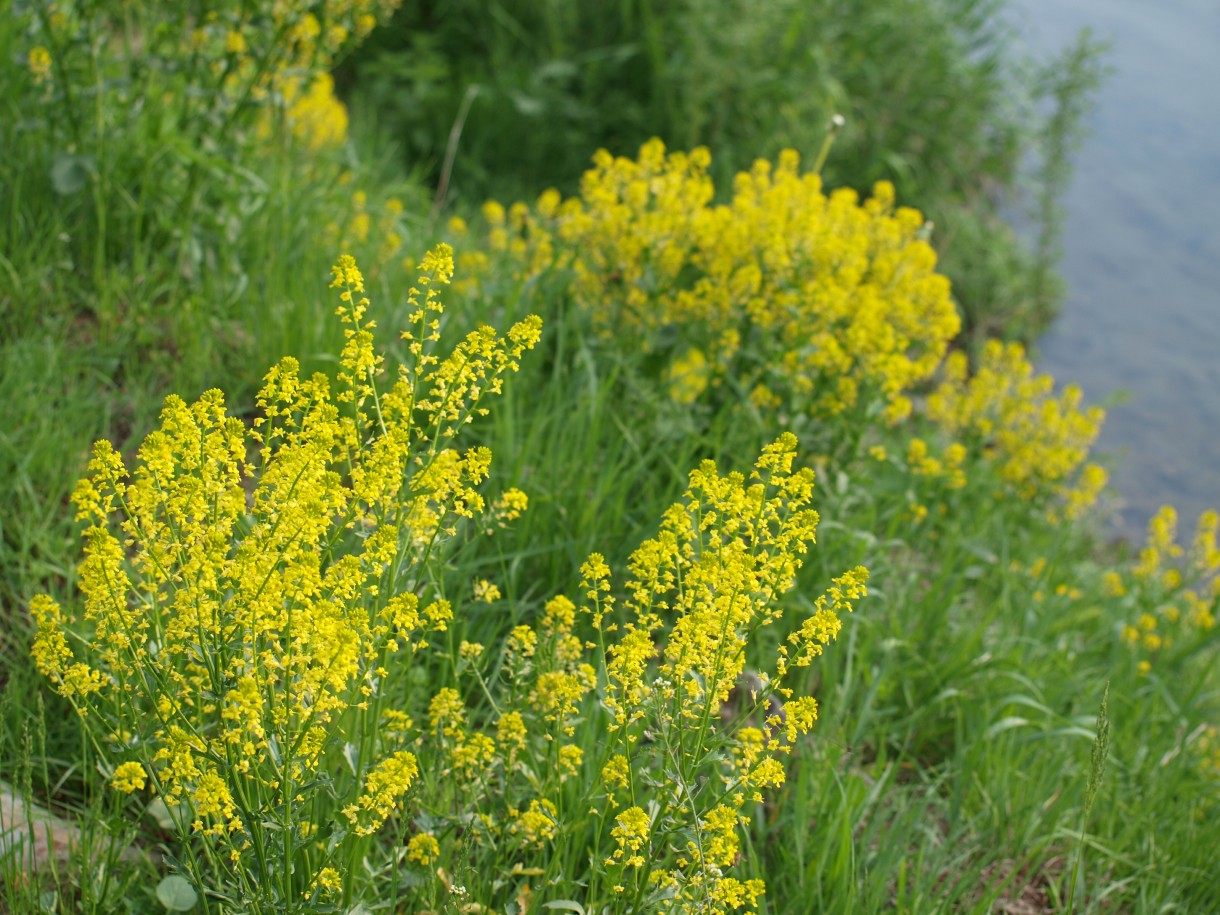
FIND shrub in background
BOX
[461,141,1106,523]
[346,0,1106,344]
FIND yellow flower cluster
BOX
[906,438,968,491]
[313,866,342,896]
[28,239,868,909]
[111,761,146,795]
[578,433,867,912]
[406,832,440,866]
[870,435,972,526]
[608,806,650,868]
[926,339,1107,516]
[344,751,421,836]
[323,435,859,911]
[27,46,52,85]
[19,0,398,160]
[1114,507,1219,673]
[1135,506,1187,580]
[512,799,559,845]
[324,189,410,274]
[471,140,959,421]
[209,1,398,132]
[280,72,349,150]
[604,434,824,723]
[29,248,541,900]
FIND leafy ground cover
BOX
[1,2,1216,914]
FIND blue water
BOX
[1014,0,1220,540]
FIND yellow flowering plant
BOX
[30,246,542,910]
[19,0,395,148]
[465,140,961,434]
[926,339,1109,520]
[1109,506,1220,674]
[457,142,1121,530]
[9,0,403,343]
[385,433,866,913]
[30,244,867,912]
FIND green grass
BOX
[2,3,1217,913]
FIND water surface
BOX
[1014,0,1220,539]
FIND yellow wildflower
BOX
[476,141,958,421]
[28,46,52,83]
[344,751,420,836]
[313,867,341,895]
[927,340,1105,512]
[406,832,440,866]
[111,761,146,795]
[558,744,584,780]
[473,579,502,603]
[602,754,630,790]
[607,806,650,868]
[513,799,558,845]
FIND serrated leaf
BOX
[156,874,198,911]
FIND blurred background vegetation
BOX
[342,0,1106,344]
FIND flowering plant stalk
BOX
[31,246,866,912]
[1109,506,1219,675]
[31,246,542,910]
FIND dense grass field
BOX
[2,3,1216,914]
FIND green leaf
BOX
[326,826,349,853]
[986,715,1031,737]
[49,154,94,196]
[542,903,586,914]
[156,874,198,911]
[145,797,189,831]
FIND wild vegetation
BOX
[2,2,1216,914]
[347,0,1106,344]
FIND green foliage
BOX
[1,0,411,365]
[347,0,1105,344]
